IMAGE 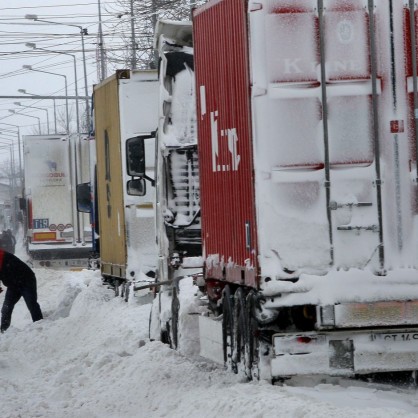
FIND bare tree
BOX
[80,107,91,135]
[25,104,84,136]
[0,157,23,232]
[56,104,76,134]
[29,126,42,135]
[0,159,13,179]
[102,0,206,71]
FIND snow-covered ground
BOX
[1,259,418,418]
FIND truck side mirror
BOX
[76,182,91,213]
[127,178,146,196]
[126,136,145,177]
[19,197,26,211]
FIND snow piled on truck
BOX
[1,268,418,417]
[160,50,196,148]
[249,0,418,293]
[261,268,418,305]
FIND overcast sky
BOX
[0,0,125,158]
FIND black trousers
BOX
[1,276,43,331]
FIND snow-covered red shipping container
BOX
[193,0,418,379]
[194,0,257,287]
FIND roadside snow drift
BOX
[1,268,418,417]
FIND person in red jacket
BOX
[0,250,43,333]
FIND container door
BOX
[94,77,127,278]
[250,0,418,276]
[194,0,258,287]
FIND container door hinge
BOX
[329,201,373,210]
[252,85,267,97]
[337,225,379,232]
[245,221,251,250]
[249,2,263,12]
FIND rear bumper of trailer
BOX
[272,328,418,377]
[28,245,92,269]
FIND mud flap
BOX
[329,340,354,374]
[199,315,223,364]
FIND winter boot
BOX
[1,320,10,333]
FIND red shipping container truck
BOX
[193,0,418,379]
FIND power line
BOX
[0,14,116,21]
[0,2,119,11]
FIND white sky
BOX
[0,0,127,160]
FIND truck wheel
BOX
[170,286,180,349]
[233,287,248,375]
[222,285,235,371]
[161,322,171,346]
[123,281,130,302]
[120,281,125,299]
[245,290,260,380]
[114,279,120,297]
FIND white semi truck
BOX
[23,134,92,268]
[93,69,159,296]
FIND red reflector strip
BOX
[390,120,404,133]
[297,336,313,344]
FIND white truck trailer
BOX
[23,134,92,268]
[93,69,159,296]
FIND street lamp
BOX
[8,110,41,134]
[0,137,17,201]
[14,102,50,134]
[0,140,19,233]
[0,123,22,193]
[0,132,18,168]
[22,65,69,133]
[0,137,16,165]
[25,14,90,129]
[0,124,24,231]
[0,142,15,178]
[0,128,17,135]
[18,88,57,133]
[25,43,80,134]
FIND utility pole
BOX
[151,0,158,68]
[130,0,137,69]
[189,0,196,19]
[97,0,107,81]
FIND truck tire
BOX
[245,290,260,380]
[170,286,180,349]
[114,279,121,297]
[123,281,130,302]
[222,285,235,371]
[233,287,248,375]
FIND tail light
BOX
[273,334,326,355]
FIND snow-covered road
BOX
[1,267,418,418]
